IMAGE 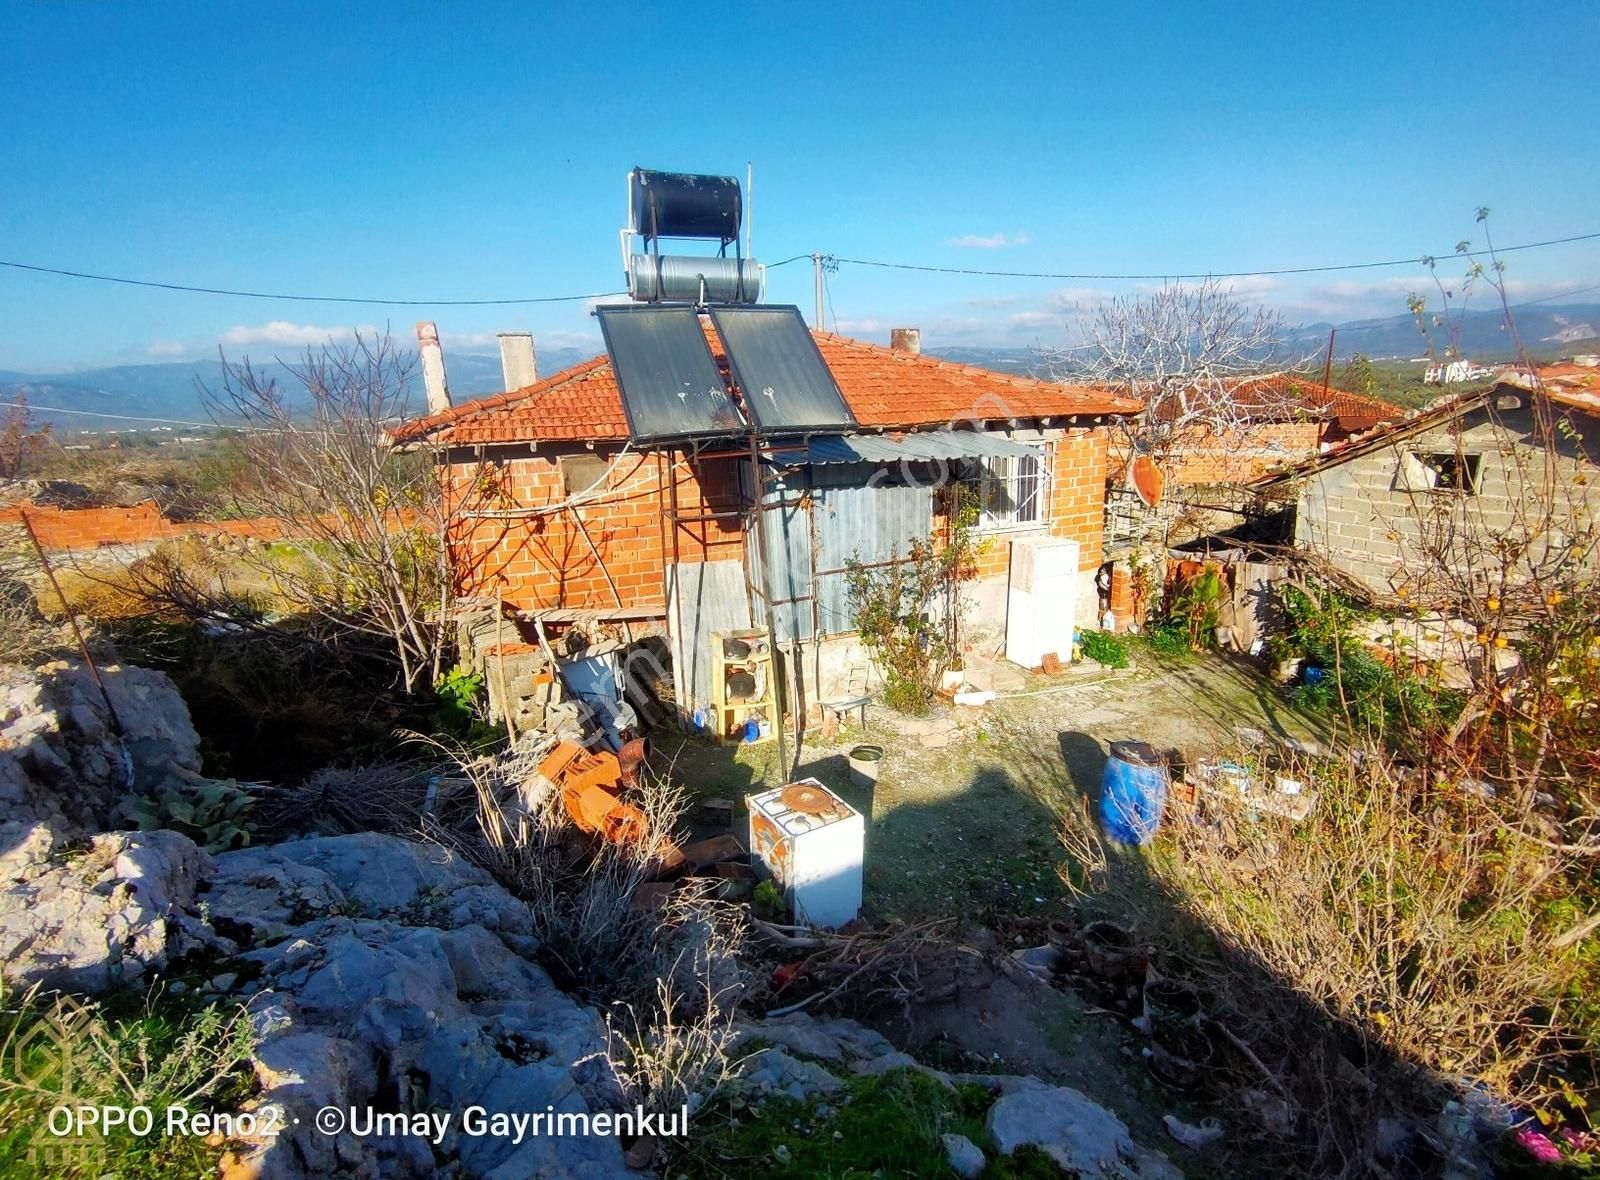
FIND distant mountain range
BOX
[4,305,1597,432]
[0,347,591,432]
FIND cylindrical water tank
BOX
[1098,740,1169,845]
[627,255,764,304]
[631,169,742,241]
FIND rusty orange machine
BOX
[537,740,647,845]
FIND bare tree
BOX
[203,332,472,693]
[1044,278,1310,467]
[0,394,52,479]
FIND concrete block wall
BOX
[1292,406,1600,598]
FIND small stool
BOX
[820,694,870,734]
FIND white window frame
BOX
[963,446,1050,533]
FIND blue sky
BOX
[3,0,1598,371]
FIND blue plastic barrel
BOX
[1099,740,1169,845]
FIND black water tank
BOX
[631,169,742,242]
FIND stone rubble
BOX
[731,1010,1183,1178]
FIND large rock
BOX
[987,1083,1183,1179]
[210,834,627,1180]
[205,832,535,950]
[0,828,213,991]
[0,659,202,837]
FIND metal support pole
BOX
[813,253,825,330]
[745,432,790,776]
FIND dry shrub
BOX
[603,921,748,1123]
[442,742,748,1006]
[1162,752,1583,1092]
[1064,748,1590,1175]
[253,760,433,838]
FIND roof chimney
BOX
[416,322,452,414]
[890,327,921,355]
[497,331,538,391]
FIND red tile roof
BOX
[1222,373,1398,430]
[1525,363,1600,415]
[392,325,1137,445]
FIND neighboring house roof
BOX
[1515,363,1600,415]
[392,325,1137,446]
[1219,373,1398,430]
[1255,378,1600,492]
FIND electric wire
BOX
[824,231,1600,283]
[0,259,625,307]
[3,234,1594,307]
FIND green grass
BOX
[0,983,255,1180]
[673,1068,1068,1179]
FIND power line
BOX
[825,231,1600,283]
[0,259,625,307]
[0,399,221,429]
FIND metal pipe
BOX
[746,431,789,774]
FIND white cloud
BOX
[946,232,1031,250]
[217,321,374,349]
[144,340,188,358]
[1219,274,1286,300]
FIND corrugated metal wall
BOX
[755,463,935,642]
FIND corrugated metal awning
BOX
[763,430,1041,467]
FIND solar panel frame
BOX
[709,305,856,436]
[595,305,747,443]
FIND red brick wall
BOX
[447,428,1114,614]
[445,446,744,614]
[1048,428,1111,571]
[0,502,282,550]
[1108,421,1325,486]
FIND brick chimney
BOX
[889,327,921,355]
[416,322,451,414]
[497,331,538,391]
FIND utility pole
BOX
[813,253,825,329]
[1321,327,1336,394]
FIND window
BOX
[1402,450,1482,494]
[558,453,611,497]
[963,448,1047,530]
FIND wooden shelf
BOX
[710,628,777,746]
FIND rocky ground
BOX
[0,657,1191,1179]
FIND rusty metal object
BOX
[617,736,650,788]
[779,782,839,816]
[749,812,790,882]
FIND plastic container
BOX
[1099,740,1169,845]
[742,719,760,743]
[847,744,883,789]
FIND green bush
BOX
[118,777,255,852]
[1078,629,1129,669]
[1139,619,1191,659]
[0,984,255,1179]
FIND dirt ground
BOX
[659,649,1327,923]
[656,650,1327,1173]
